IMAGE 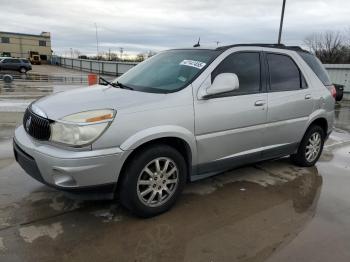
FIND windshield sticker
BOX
[180,60,206,69]
[178,76,187,82]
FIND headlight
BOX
[50,109,115,146]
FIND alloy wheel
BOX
[137,157,179,207]
[305,132,322,162]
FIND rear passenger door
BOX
[262,51,314,158]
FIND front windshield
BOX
[115,49,220,93]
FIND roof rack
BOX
[216,43,309,53]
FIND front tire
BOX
[119,144,187,217]
[291,125,325,167]
[19,67,27,73]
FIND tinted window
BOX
[297,52,332,86]
[212,52,261,95]
[21,59,30,63]
[267,53,303,91]
[39,40,46,46]
[7,59,20,63]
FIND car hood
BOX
[33,85,165,119]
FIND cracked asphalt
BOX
[1,66,350,262]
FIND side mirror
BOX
[205,73,239,97]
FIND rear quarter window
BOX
[297,52,332,86]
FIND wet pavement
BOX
[0,66,350,261]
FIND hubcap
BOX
[137,157,179,207]
[305,132,322,162]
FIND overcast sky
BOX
[1,0,349,56]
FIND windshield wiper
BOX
[115,81,133,90]
[99,77,133,90]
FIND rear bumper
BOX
[14,125,128,197]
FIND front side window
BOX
[211,52,261,95]
[267,53,305,91]
[115,49,220,93]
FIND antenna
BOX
[278,0,287,44]
[193,37,201,47]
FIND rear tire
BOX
[119,144,187,217]
[291,125,325,167]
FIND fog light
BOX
[52,171,77,187]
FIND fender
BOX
[120,125,197,165]
[304,108,330,134]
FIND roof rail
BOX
[216,43,309,53]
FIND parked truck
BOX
[28,51,41,65]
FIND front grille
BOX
[23,107,51,140]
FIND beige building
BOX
[0,31,52,61]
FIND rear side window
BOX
[211,52,261,95]
[267,53,305,92]
[297,52,332,86]
[6,59,20,63]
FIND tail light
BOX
[330,85,337,99]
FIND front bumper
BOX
[14,125,127,195]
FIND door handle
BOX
[305,94,312,100]
[254,100,266,106]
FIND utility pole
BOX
[94,22,101,75]
[277,0,287,44]
[120,47,124,61]
[94,23,100,59]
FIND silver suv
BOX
[14,44,335,217]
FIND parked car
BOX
[14,44,335,217]
[333,84,344,101]
[0,58,32,73]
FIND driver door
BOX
[194,51,268,175]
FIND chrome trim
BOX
[31,104,47,118]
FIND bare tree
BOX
[304,31,347,63]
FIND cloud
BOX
[0,0,349,55]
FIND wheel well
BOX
[309,118,328,135]
[118,137,192,188]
